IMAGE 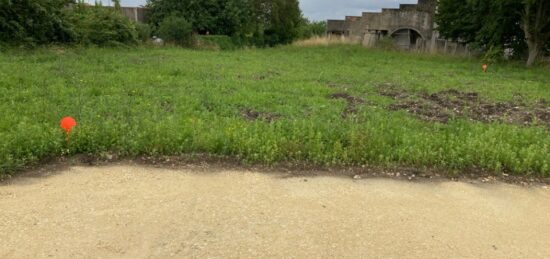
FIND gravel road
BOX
[1,165,549,258]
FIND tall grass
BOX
[293,36,359,47]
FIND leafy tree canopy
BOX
[146,0,303,46]
[436,0,550,65]
[0,0,75,44]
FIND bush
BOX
[0,0,74,45]
[298,19,326,39]
[158,14,194,47]
[482,46,504,63]
[135,23,152,43]
[69,4,138,46]
[147,0,302,47]
[197,35,238,50]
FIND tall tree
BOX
[436,0,549,66]
[436,0,525,55]
[522,0,550,66]
[250,0,302,46]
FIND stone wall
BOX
[327,0,446,51]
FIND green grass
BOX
[1,45,550,176]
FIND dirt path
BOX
[1,165,550,258]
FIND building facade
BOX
[327,0,467,54]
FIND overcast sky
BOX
[87,0,417,21]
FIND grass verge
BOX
[1,45,549,176]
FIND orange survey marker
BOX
[60,116,77,141]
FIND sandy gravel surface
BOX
[1,165,550,258]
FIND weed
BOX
[1,45,549,176]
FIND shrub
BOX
[69,4,138,46]
[197,35,237,50]
[135,23,152,43]
[482,46,504,63]
[158,14,194,47]
[298,19,326,39]
[0,0,74,45]
[147,0,303,47]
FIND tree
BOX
[157,14,193,46]
[436,0,549,66]
[434,0,479,43]
[146,0,303,46]
[522,0,550,66]
[298,18,327,39]
[214,0,252,37]
[68,1,138,46]
[146,0,253,36]
[436,0,525,56]
[250,0,302,46]
[114,0,122,11]
[0,0,75,44]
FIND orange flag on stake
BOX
[60,116,77,141]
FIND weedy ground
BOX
[1,45,550,176]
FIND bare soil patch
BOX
[380,85,550,126]
[329,92,365,118]
[241,108,280,122]
[252,70,281,81]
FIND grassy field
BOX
[1,45,550,176]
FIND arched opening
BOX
[390,28,423,50]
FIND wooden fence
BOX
[120,7,149,23]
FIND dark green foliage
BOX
[523,0,550,66]
[158,14,194,46]
[298,19,327,39]
[482,46,505,63]
[198,35,237,50]
[147,0,251,36]
[436,0,550,65]
[436,0,526,56]
[213,0,253,37]
[147,0,303,46]
[68,4,138,46]
[114,0,121,11]
[0,0,140,46]
[135,23,152,43]
[0,0,75,45]
[252,0,302,46]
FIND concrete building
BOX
[327,0,467,54]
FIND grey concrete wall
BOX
[326,0,442,51]
[346,16,364,42]
[362,8,433,41]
